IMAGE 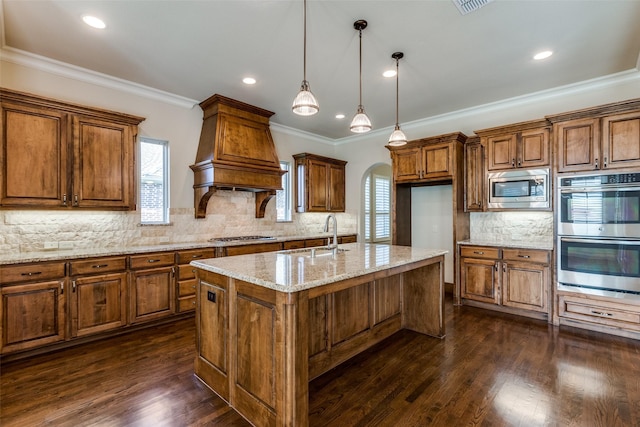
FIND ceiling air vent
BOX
[452,0,493,15]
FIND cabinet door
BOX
[70,272,127,337]
[392,147,421,182]
[328,162,345,212]
[129,266,175,324]
[556,118,600,172]
[464,142,484,212]
[422,143,452,178]
[1,280,66,354]
[502,261,549,313]
[73,116,134,209]
[486,134,516,170]
[1,102,69,207]
[519,128,550,168]
[461,258,499,304]
[307,159,329,211]
[602,111,640,170]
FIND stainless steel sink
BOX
[277,247,348,258]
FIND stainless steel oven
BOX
[557,171,640,295]
[558,172,640,238]
[557,236,640,294]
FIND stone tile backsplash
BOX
[470,211,553,244]
[1,190,358,253]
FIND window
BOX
[139,137,169,224]
[364,172,391,242]
[276,161,291,222]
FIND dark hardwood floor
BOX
[2,297,639,426]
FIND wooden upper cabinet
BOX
[388,132,464,184]
[74,116,133,209]
[464,137,484,212]
[478,120,550,171]
[294,153,347,213]
[1,102,69,207]
[0,88,144,210]
[549,99,640,172]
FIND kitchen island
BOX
[191,243,446,427]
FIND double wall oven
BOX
[557,172,640,296]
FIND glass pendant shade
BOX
[292,80,319,116]
[388,125,407,146]
[350,106,372,133]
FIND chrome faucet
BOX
[324,214,338,249]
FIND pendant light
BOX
[292,0,319,116]
[350,20,371,133]
[388,52,407,146]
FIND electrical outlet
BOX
[43,241,58,250]
[58,241,74,249]
[207,291,216,303]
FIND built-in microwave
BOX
[487,168,550,209]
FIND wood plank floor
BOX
[2,297,639,426]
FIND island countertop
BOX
[190,242,448,293]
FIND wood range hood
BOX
[190,94,286,219]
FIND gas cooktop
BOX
[208,236,276,242]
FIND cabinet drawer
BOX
[69,256,127,276]
[460,246,500,259]
[283,240,305,250]
[178,264,197,281]
[226,242,281,256]
[129,252,175,270]
[502,248,549,264]
[178,296,196,312]
[178,278,197,297]
[339,235,357,244]
[559,295,640,330]
[177,248,215,264]
[1,261,66,284]
[306,238,328,248]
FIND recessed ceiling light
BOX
[335,114,345,119]
[383,69,396,78]
[242,77,257,85]
[82,15,106,29]
[533,50,553,60]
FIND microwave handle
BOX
[560,237,639,246]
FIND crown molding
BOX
[0,47,199,109]
[269,122,335,146]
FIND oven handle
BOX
[560,185,640,193]
[559,237,640,246]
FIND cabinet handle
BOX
[518,255,530,259]
[191,254,203,259]
[517,159,521,167]
[473,251,484,255]
[603,157,607,168]
[60,282,64,294]
[503,263,507,272]
[21,271,42,276]
[72,280,77,292]
[191,269,196,273]
[494,262,498,272]
[92,264,109,269]
[62,194,68,206]
[595,158,599,169]
[512,158,515,168]
[591,310,613,317]
[147,259,160,263]
[73,194,79,206]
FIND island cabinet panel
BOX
[331,283,370,346]
[308,295,328,357]
[195,272,229,402]
[402,263,445,337]
[373,275,402,325]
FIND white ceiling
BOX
[2,0,640,141]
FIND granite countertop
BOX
[457,239,553,251]
[191,242,448,293]
[0,233,355,265]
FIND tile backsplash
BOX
[470,211,553,244]
[1,190,358,253]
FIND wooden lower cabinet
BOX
[459,245,551,318]
[558,292,640,334]
[176,248,215,313]
[129,252,176,324]
[69,256,127,338]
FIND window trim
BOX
[276,161,292,222]
[139,137,169,225]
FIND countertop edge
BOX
[457,239,554,251]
